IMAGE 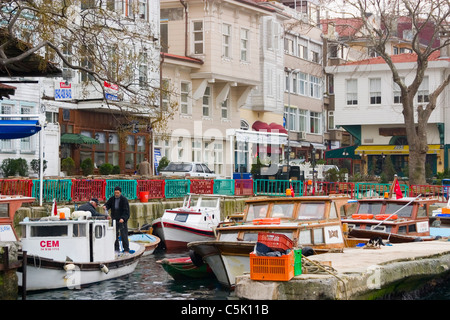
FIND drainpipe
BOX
[179,0,188,57]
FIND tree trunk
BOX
[408,149,427,185]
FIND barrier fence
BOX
[1,178,448,203]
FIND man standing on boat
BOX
[103,186,130,253]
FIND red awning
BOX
[252,121,287,134]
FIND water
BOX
[24,249,231,300]
[21,249,450,301]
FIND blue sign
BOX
[55,88,72,100]
[105,92,119,101]
[154,148,161,174]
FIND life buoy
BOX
[375,214,398,220]
[352,214,374,219]
[252,218,281,225]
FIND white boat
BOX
[129,233,160,256]
[17,211,145,291]
[188,195,350,288]
[152,194,223,251]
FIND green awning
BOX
[325,145,360,159]
[61,133,99,145]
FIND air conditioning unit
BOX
[298,131,306,140]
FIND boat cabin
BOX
[216,195,350,250]
[0,195,35,242]
[20,217,116,263]
[342,197,436,242]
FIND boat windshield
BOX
[197,198,219,208]
[297,202,325,220]
[270,203,295,219]
[385,203,413,218]
[357,202,383,215]
[0,203,8,217]
[245,203,269,222]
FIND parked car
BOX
[160,162,216,178]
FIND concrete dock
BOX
[235,240,450,300]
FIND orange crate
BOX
[257,233,293,252]
[250,251,294,281]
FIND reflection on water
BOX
[25,250,230,300]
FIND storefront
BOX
[226,128,288,178]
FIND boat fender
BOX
[189,250,204,267]
[302,247,314,257]
[100,264,109,274]
[64,263,76,271]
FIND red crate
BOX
[257,233,293,252]
[250,251,294,281]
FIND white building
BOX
[326,51,450,175]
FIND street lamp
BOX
[286,68,301,170]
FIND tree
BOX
[0,0,178,134]
[322,0,450,184]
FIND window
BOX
[418,77,429,104]
[298,37,308,59]
[139,51,148,87]
[161,79,170,111]
[298,72,308,96]
[284,107,297,131]
[284,38,294,55]
[310,75,322,99]
[81,0,95,10]
[370,78,381,104]
[222,23,232,58]
[180,82,191,115]
[270,203,295,218]
[346,79,358,105]
[160,22,168,53]
[80,44,94,82]
[246,203,269,222]
[221,94,229,119]
[193,21,204,54]
[214,142,223,174]
[393,78,404,104]
[138,0,147,20]
[240,28,249,62]
[192,140,202,162]
[202,86,211,117]
[310,112,321,134]
[299,109,308,132]
[297,202,325,220]
[328,111,335,130]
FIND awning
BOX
[326,145,361,159]
[355,144,441,155]
[0,120,41,139]
[61,133,99,145]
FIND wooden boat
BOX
[129,233,160,256]
[342,196,437,243]
[152,194,225,251]
[156,253,215,280]
[187,195,350,288]
[17,210,145,291]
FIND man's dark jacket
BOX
[104,195,130,221]
[78,202,106,218]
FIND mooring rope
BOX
[301,255,348,300]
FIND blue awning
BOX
[0,120,41,139]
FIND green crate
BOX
[294,249,302,276]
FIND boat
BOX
[341,195,438,243]
[129,233,160,256]
[152,194,225,251]
[156,252,215,280]
[187,195,350,288]
[17,210,145,291]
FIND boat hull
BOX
[187,240,255,288]
[157,256,215,280]
[347,228,432,243]
[154,219,215,252]
[17,244,145,291]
